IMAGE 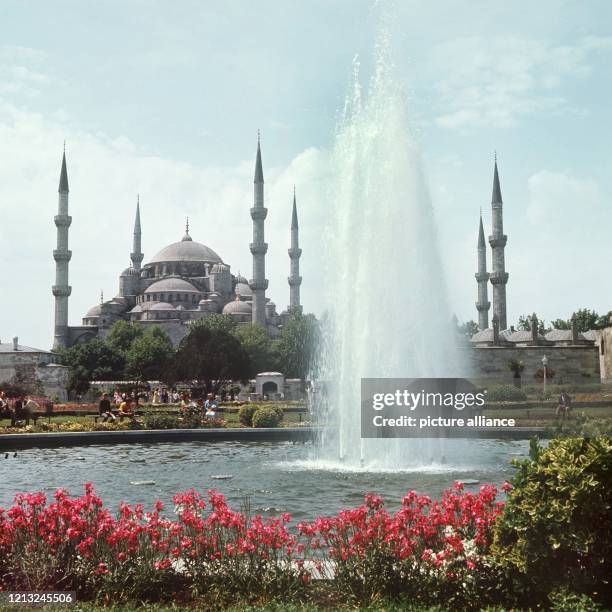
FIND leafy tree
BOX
[60,338,124,382]
[105,320,144,356]
[551,308,612,332]
[125,326,174,384]
[275,313,319,379]
[191,314,237,335]
[550,318,570,330]
[173,325,252,394]
[232,323,275,374]
[458,320,479,337]
[517,314,548,335]
[66,365,91,396]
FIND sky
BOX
[0,0,611,349]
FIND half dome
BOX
[145,277,199,293]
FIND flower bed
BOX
[0,483,504,608]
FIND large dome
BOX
[148,237,223,265]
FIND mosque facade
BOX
[51,138,303,349]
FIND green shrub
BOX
[491,436,612,607]
[143,415,181,430]
[252,406,282,428]
[238,404,257,427]
[485,384,527,402]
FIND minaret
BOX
[52,146,72,350]
[249,133,268,326]
[130,195,143,270]
[488,155,509,330]
[288,187,303,313]
[475,211,490,330]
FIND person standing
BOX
[556,391,572,419]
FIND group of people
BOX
[96,389,221,423]
[98,393,138,423]
[0,392,40,426]
[179,393,219,419]
[151,388,182,404]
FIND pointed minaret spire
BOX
[475,211,490,330]
[130,195,143,270]
[288,187,302,313]
[182,216,192,242]
[58,147,69,193]
[291,186,298,230]
[100,289,104,304]
[488,154,509,330]
[250,132,269,326]
[52,146,73,349]
[254,131,264,184]
[492,154,502,204]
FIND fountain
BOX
[313,35,470,469]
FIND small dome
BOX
[234,273,249,285]
[121,266,140,277]
[176,305,185,311]
[222,298,252,316]
[150,302,175,311]
[145,277,199,293]
[129,305,143,313]
[86,304,102,317]
[235,282,252,297]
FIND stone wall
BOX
[467,345,600,386]
[0,352,69,401]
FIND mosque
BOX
[467,159,604,385]
[51,137,304,349]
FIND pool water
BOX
[0,439,528,520]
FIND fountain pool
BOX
[0,439,527,520]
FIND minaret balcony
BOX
[53,249,72,262]
[249,243,268,255]
[250,207,268,221]
[54,215,72,227]
[288,276,302,286]
[52,285,72,297]
[474,272,489,282]
[288,247,302,258]
[488,235,507,248]
[476,302,491,311]
[249,279,269,291]
[489,272,509,285]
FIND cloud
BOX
[526,169,601,226]
[431,35,612,130]
[0,101,329,349]
[0,45,50,98]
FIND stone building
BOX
[52,136,304,349]
[0,337,69,401]
[469,159,606,384]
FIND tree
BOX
[551,308,612,332]
[232,323,275,374]
[105,320,144,356]
[275,313,319,379]
[61,338,124,382]
[517,314,548,335]
[458,320,479,337]
[125,326,174,384]
[191,314,237,335]
[173,326,252,394]
[551,318,570,330]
